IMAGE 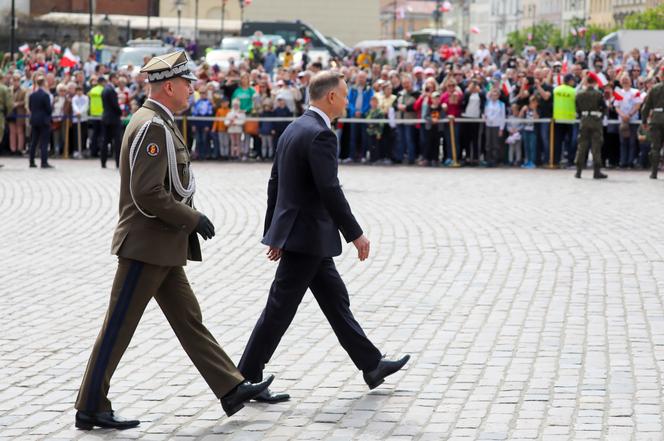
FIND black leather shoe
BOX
[41,163,54,169]
[75,410,139,430]
[575,170,582,179]
[221,375,274,417]
[29,162,37,168]
[363,355,410,390]
[253,388,290,403]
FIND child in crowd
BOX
[212,96,230,159]
[505,103,523,166]
[365,96,385,163]
[259,98,276,160]
[519,96,539,169]
[192,90,215,160]
[272,97,293,147]
[483,89,505,167]
[225,98,246,160]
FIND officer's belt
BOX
[581,111,602,117]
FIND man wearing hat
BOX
[574,72,607,179]
[641,66,664,179]
[74,50,272,431]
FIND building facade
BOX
[160,0,380,45]
[31,0,156,16]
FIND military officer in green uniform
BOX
[74,51,272,431]
[0,72,12,169]
[641,66,664,179]
[575,72,607,179]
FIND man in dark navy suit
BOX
[238,71,410,403]
[28,76,54,169]
[101,73,123,168]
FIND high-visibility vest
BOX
[553,84,576,121]
[88,85,104,116]
[93,34,105,50]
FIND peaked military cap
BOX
[141,50,197,82]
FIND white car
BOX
[205,37,250,70]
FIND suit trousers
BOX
[75,258,244,412]
[29,123,50,166]
[101,121,123,167]
[238,251,382,382]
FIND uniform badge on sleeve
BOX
[146,143,160,157]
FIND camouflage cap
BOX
[140,50,197,83]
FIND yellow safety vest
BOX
[553,84,576,121]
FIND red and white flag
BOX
[441,1,452,12]
[570,28,577,37]
[561,59,568,74]
[52,44,62,54]
[587,71,606,88]
[60,48,79,68]
[501,80,513,97]
[18,43,30,54]
[470,26,480,35]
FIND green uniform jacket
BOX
[0,83,13,134]
[111,100,201,267]
[575,87,605,128]
[641,82,664,125]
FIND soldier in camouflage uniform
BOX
[575,73,607,179]
[641,66,664,179]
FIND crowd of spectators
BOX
[0,37,662,170]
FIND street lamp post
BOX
[239,0,244,25]
[175,0,184,36]
[221,0,226,45]
[194,0,199,41]
[10,0,15,61]
[89,0,94,59]
[147,0,151,37]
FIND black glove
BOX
[196,214,215,240]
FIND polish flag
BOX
[570,28,577,37]
[501,80,513,97]
[587,71,606,88]
[18,43,30,54]
[60,48,79,68]
[440,1,452,12]
[561,59,568,74]
[52,44,62,54]
[470,26,480,34]
[613,88,642,103]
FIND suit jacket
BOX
[262,109,363,257]
[102,84,122,125]
[111,100,201,267]
[28,88,52,126]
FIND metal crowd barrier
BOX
[9,113,644,167]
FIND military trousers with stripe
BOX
[75,258,244,412]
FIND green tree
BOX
[624,4,664,30]
[506,22,563,52]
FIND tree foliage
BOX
[624,4,664,30]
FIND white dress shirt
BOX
[308,105,332,130]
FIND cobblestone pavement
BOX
[1,157,664,441]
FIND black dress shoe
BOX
[75,410,139,430]
[363,355,411,390]
[253,388,290,403]
[41,163,54,169]
[29,162,37,168]
[221,375,274,417]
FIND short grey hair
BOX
[309,71,344,101]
